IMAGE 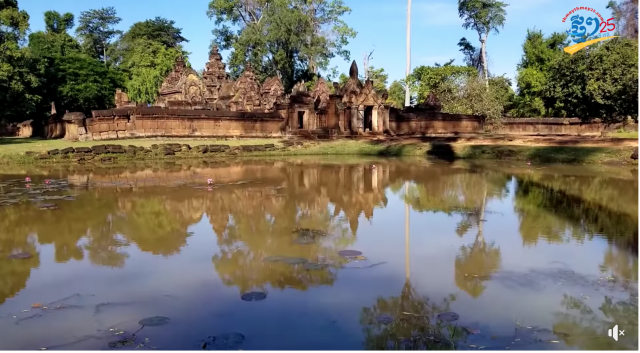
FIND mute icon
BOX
[608,325,624,341]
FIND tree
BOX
[120,17,187,48]
[607,0,638,40]
[41,54,124,114]
[488,75,514,114]
[207,0,356,91]
[0,0,42,123]
[363,66,388,93]
[409,64,477,102]
[75,7,122,64]
[457,0,508,86]
[387,80,412,109]
[544,38,638,121]
[28,11,80,57]
[122,39,183,104]
[511,30,567,117]
[457,37,482,74]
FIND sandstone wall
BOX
[65,107,286,141]
[389,108,483,134]
[388,107,622,136]
[0,123,18,137]
[499,118,605,136]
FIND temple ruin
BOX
[58,47,487,141]
[123,46,392,135]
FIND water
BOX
[0,158,637,350]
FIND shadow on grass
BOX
[363,138,630,164]
[0,137,44,146]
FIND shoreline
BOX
[0,138,637,166]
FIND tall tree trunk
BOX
[404,0,412,107]
[480,35,489,88]
[103,43,107,65]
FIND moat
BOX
[0,158,637,350]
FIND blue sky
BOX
[23,0,616,87]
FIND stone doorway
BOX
[364,106,373,132]
[297,111,305,129]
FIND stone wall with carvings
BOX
[62,108,286,141]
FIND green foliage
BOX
[364,66,388,93]
[435,75,504,123]
[409,64,477,102]
[28,11,80,58]
[120,17,187,48]
[488,75,515,114]
[457,0,508,82]
[457,37,481,73]
[42,54,124,114]
[511,29,568,117]
[512,29,638,121]
[0,0,42,123]
[544,38,638,120]
[207,0,356,91]
[120,39,183,104]
[387,80,405,109]
[75,7,122,63]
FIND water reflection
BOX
[0,159,637,350]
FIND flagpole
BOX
[404,181,410,280]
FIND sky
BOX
[22,0,617,88]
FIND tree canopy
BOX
[457,0,508,84]
[207,0,356,91]
[3,0,638,126]
[75,7,122,63]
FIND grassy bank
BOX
[0,137,636,165]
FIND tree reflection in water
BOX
[360,281,464,350]
[552,293,638,350]
[0,159,636,347]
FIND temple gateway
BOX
[116,46,392,136]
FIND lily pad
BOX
[7,252,32,259]
[338,250,363,257]
[240,292,267,302]
[436,312,459,323]
[281,257,308,265]
[303,263,328,270]
[138,316,171,327]
[201,332,245,350]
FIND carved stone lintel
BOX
[312,78,331,111]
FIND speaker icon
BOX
[608,325,625,341]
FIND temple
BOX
[124,46,392,135]
[60,48,493,141]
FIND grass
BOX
[609,130,639,139]
[0,137,636,166]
